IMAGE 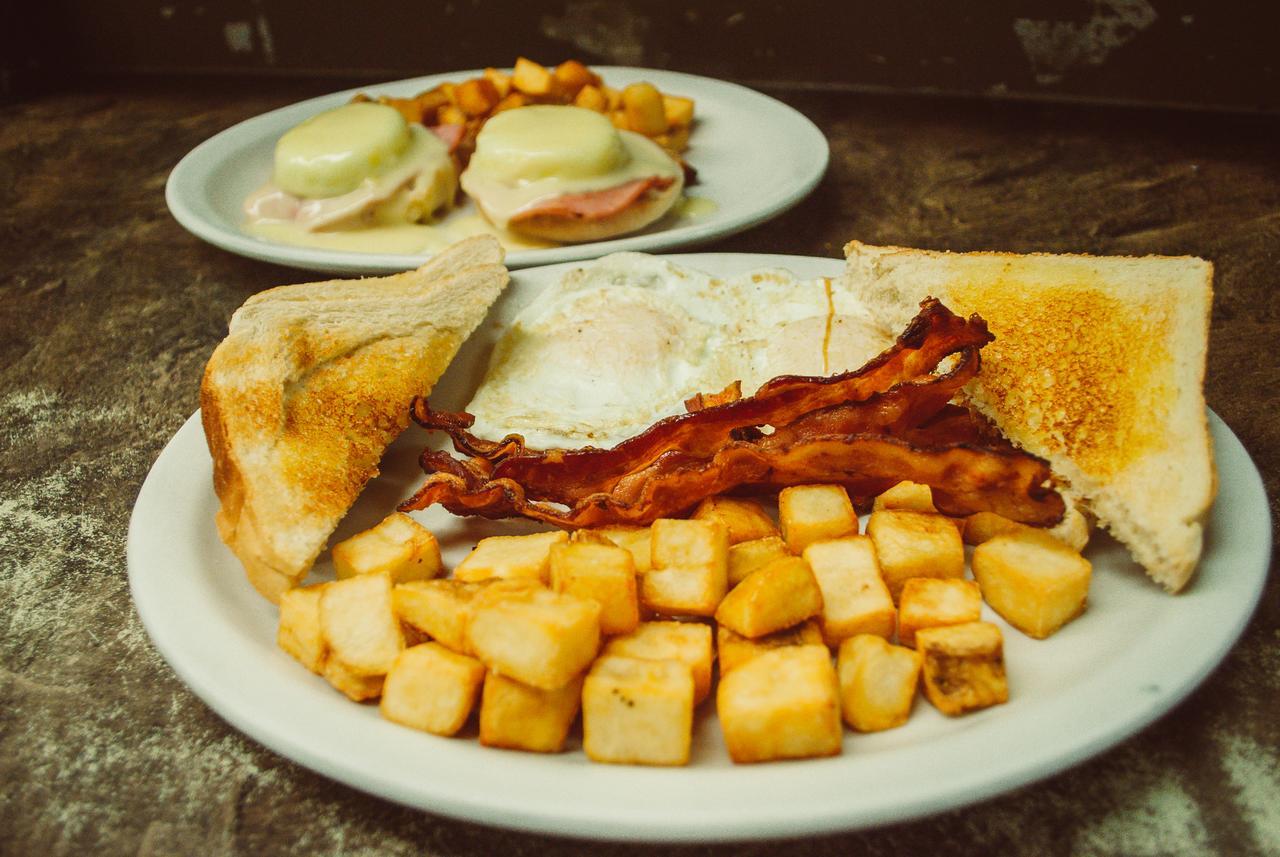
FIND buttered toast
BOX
[201,236,509,602]
[842,241,1215,592]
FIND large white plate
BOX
[165,69,829,274]
[129,254,1270,842]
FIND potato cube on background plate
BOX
[897,578,983,648]
[479,671,584,753]
[717,645,842,764]
[973,531,1092,639]
[715,556,823,639]
[865,509,965,601]
[872,481,937,514]
[466,587,600,690]
[918,621,1009,716]
[549,541,639,636]
[583,655,694,766]
[454,530,568,584]
[603,621,713,704]
[778,484,859,554]
[331,512,442,584]
[717,619,824,675]
[380,643,485,736]
[802,536,896,646]
[837,634,922,732]
[692,496,779,544]
[727,535,792,587]
[278,583,328,673]
[643,519,728,617]
[320,573,403,677]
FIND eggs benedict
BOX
[460,105,684,243]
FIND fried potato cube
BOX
[609,110,630,130]
[717,618,823,675]
[393,578,488,654]
[466,587,600,690]
[320,573,403,677]
[573,83,607,112]
[715,556,823,639]
[587,525,652,572]
[332,512,442,584]
[492,92,527,113]
[837,635,922,732]
[583,655,694,766]
[643,519,728,617]
[622,82,667,135]
[692,496,779,544]
[379,643,485,736]
[323,656,384,702]
[727,535,792,588]
[872,480,937,514]
[601,85,623,111]
[454,77,500,117]
[778,484,860,554]
[553,59,600,97]
[918,621,1009,715]
[479,671,583,753]
[897,578,983,648]
[972,531,1092,639]
[865,509,965,601]
[549,541,639,636]
[802,535,896,645]
[454,530,568,584]
[278,583,328,673]
[414,88,451,122]
[965,509,1091,553]
[653,126,691,154]
[438,104,467,126]
[602,620,714,704]
[379,96,422,125]
[662,94,695,128]
[482,67,512,99]
[717,646,842,763]
[512,56,554,96]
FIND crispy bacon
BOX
[399,299,1065,528]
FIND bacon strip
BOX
[510,176,675,223]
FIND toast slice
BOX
[842,241,1215,592]
[201,236,508,602]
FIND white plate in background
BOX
[129,254,1270,841]
[165,70,829,275]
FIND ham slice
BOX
[429,123,466,153]
[510,176,675,223]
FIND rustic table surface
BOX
[2,79,1277,856]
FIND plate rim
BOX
[164,67,830,274]
[128,252,1272,842]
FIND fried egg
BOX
[466,254,893,449]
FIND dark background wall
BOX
[7,1,1278,113]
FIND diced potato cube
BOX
[965,508,1091,553]
[278,583,328,673]
[549,541,639,636]
[897,578,983,648]
[717,618,823,675]
[727,535,792,587]
[320,573,403,677]
[872,480,937,514]
[603,620,714,704]
[437,104,467,126]
[601,85,623,111]
[492,92,527,113]
[323,656,384,701]
[453,77,500,117]
[553,59,599,96]
[662,95,695,128]
[778,484,859,554]
[479,671,583,753]
[653,126,691,154]
[466,587,600,690]
[609,110,630,130]
[717,646,842,763]
[865,509,965,601]
[622,82,667,135]
[837,635,922,732]
[512,56,554,96]
[393,578,528,655]
[380,643,485,736]
[583,655,694,766]
[579,525,652,573]
[331,512,442,584]
[573,83,607,112]
[379,96,422,125]
[917,621,1009,715]
[482,67,512,99]
[973,531,1092,639]
[715,556,823,639]
[801,535,896,646]
[414,89,450,122]
[454,530,568,584]
[643,519,728,617]
[692,496,779,544]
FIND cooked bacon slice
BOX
[509,176,676,224]
[399,299,1065,528]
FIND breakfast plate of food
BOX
[165,61,829,274]
[129,238,1269,841]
